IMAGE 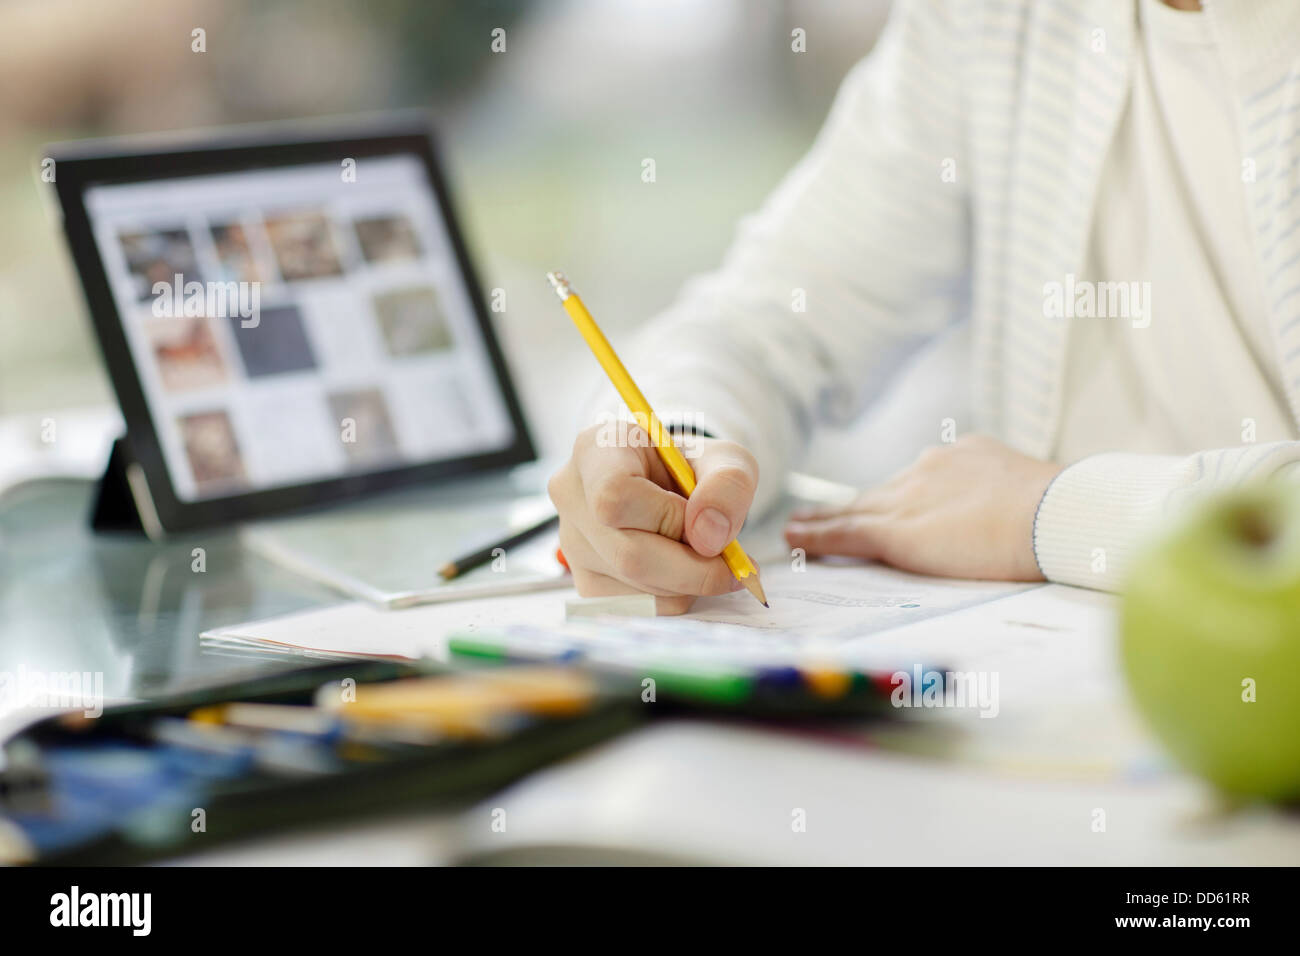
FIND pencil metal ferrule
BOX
[546,271,574,301]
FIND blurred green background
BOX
[0,0,889,463]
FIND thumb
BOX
[683,442,758,557]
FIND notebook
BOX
[241,493,566,609]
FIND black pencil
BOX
[436,513,560,580]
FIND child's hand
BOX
[784,434,1062,581]
[548,425,759,615]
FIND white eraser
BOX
[565,593,657,620]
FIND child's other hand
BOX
[784,435,1062,581]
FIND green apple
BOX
[1120,483,1300,801]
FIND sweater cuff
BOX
[1032,452,1186,592]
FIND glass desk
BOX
[0,479,340,713]
[0,462,542,712]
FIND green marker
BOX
[447,631,755,705]
[447,633,581,663]
[641,667,754,705]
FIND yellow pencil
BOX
[547,271,768,607]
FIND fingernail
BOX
[695,507,731,553]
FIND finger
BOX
[585,472,687,538]
[574,424,673,490]
[559,519,701,597]
[570,566,694,616]
[788,488,895,523]
[784,514,890,560]
[601,527,741,596]
[571,426,687,535]
[683,445,758,557]
[559,508,678,597]
[652,594,696,616]
[556,517,599,567]
[557,520,671,596]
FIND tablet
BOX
[48,115,535,534]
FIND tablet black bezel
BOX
[48,114,536,534]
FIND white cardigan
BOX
[606,0,1300,592]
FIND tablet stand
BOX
[90,436,147,534]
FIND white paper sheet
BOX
[201,560,1029,666]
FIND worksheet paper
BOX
[201,560,1146,778]
[200,560,1031,668]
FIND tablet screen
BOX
[83,154,517,502]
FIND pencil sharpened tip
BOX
[739,573,768,608]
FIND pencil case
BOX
[0,653,942,864]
